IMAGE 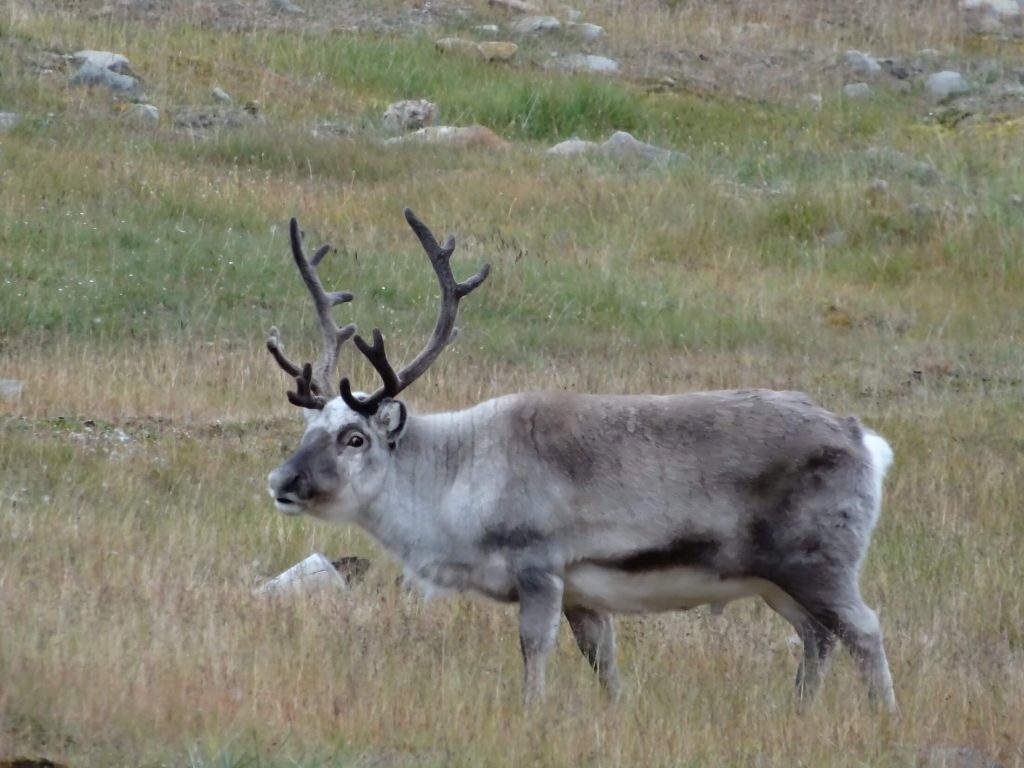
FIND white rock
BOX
[547,53,620,74]
[843,82,871,98]
[0,379,23,400]
[567,21,605,40]
[565,8,582,22]
[844,50,881,79]
[124,103,160,122]
[488,0,541,12]
[602,130,678,163]
[212,87,232,103]
[73,50,130,69]
[925,70,969,100]
[70,62,142,95]
[271,0,305,14]
[509,15,561,34]
[805,93,823,107]
[959,0,1020,17]
[547,136,599,155]
[473,24,501,36]
[0,112,20,132]
[255,553,348,597]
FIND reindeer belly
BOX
[563,563,771,614]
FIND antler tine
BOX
[268,218,356,410]
[341,208,489,413]
[285,217,357,399]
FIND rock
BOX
[488,0,541,12]
[212,86,232,103]
[565,8,582,22]
[926,70,969,101]
[270,0,304,14]
[0,379,23,400]
[844,50,882,78]
[435,37,480,55]
[73,50,130,70]
[255,553,348,597]
[70,61,142,95]
[384,124,511,151]
[382,99,440,133]
[603,130,681,163]
[0,112,20,132]
[960,0,1022,31]
[567,21,605,40]
[806,93,823,107]
[123,103,160,122]
[547,136,599,155]
[508,15,561,34]
[918,745,1004,768]
[843,82,871,98]
[959,0,1021,17]
[473,24,501,36]
[546,53,620,74]
[476,41,519,62]
[547,131,684,164]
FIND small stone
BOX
[508,15,561,34]
[806,93,823,107]
[270,0,304,14]
[123,103,160,122]
[212,87,232,103]
[844,50,882,79]
[925,70,969,101]
[565,8,582,22]
[70,61,142,95]
[546,53,620,74]
[0,379,24,400]
[488,0,541,12]
[843,82,871,98]
[384,124,510,151]
[383,99,440,133]
[918,745,1004,768]
[547,136,599,155]
[567,21,605,40]
[476,41,519,62]
[473,24,501,36]
[73,50,130,69]
[0,112,20,132]
[959,0,1020,17]
[602,130,681,163]
[435,37,480,55]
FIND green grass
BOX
[1,2,1023,767]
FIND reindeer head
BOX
[265,209,489,522]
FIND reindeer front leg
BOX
[514,567,564,705]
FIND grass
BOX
[1,1,1023,766]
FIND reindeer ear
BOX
[373,399,407,447]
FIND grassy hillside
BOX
[1,1,1022,766]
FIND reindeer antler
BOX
[340,208,490,415]
[267,218,356,410]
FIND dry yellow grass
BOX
[1,1,1022,766]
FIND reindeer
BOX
[265,209,897,710]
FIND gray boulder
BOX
[383,99,440,133]
[70,61,142,95]
[509,15,561,34]
[547,53,620,74]
[925,70,969,101]
[844,50,882,79]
